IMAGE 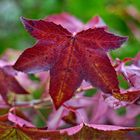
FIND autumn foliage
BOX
[0,13,140,140]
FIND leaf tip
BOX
[20,16,34,32]
[52,98,65,110]
[13,63,20,72]
[20,16,27,25]
[54,102,62,110]
[123,36,128,42]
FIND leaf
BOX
[45,12,84,33]
[0,114,8,122]
[113,90,140,103]
[45,13,107,33]
[0,122,139,140]
[90,92,108,123]
[85,15,107,30]
[114,58,140,103]
[107,104,140,126]
[133,52,140,67]
[62,111,77,126]
[22,123,139,140]
[47,95,93,129]
[105,89,140,109]
[13,13,127,109]
[0,66,29,104]
[105,95,129,109]
[8,108,34,127]
[0,122,31,140]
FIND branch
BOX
[0,86,94,109]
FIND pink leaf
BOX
[85,16,107,30]
[45,12,84,33]
[8,108,34,127]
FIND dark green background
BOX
[0,0,140,59]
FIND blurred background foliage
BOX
[0,0,140,59]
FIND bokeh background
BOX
[0,0,140,59]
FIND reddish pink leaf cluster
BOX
[1,12,140,140]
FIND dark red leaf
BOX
[0,66,29,104]
[14,14,127,109]
[20,16,71,39]
[77,28,127,51]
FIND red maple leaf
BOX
[0,66,29,105]
[13,13,127,109]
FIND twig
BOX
[0,86,93,109]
